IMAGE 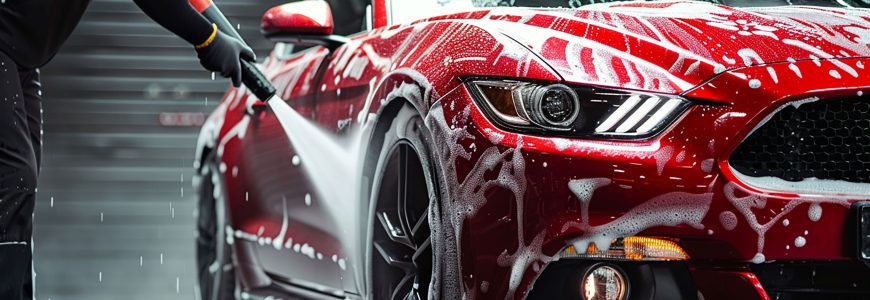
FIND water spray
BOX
[189,0,369,290]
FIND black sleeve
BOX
[133,0,214,46]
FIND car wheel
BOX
[368,104,437,300]
[196,156,236,300]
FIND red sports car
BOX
[193,0,870,299]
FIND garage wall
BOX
[33,1,284,299]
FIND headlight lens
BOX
[467,79,691,139]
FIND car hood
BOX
[448,1,870,94]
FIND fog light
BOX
[582,264,628,300]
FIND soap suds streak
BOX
[427,102,544,299]
[565,187,713,253]
[568,178,613,229]
[723,182,851,262]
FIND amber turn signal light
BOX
[562,236,689,261]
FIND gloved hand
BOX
[195,29,256,87]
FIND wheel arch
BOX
[359,69,442,203]
[194,102,229,172]
[357,70,452,297]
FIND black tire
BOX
[367,103,440,300]
[196,157,237,300]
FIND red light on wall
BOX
[158,112,205,127]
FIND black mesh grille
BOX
[730,96,870,183]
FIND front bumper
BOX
[429,58,870,299]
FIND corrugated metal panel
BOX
[33,1,285,299]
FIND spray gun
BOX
[189,0,277,102]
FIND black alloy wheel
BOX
[371,138,434,299]
[196,157,236,300]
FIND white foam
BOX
[700,159,715,173]
[788,63,803,78]
[737,48,764,66]
[654,145,674,175]
[427,102,535,298]
[569,190,713,252]
[751,253,766,264]
[723,182,851,262]
[732,170,870,196]
[552,138,570,151]
[748,79,762,89]
[568,178,613,229]
[783,39,859,78]
[794,236,806,248]
[483,128,505,143]
[807,203,822,222]
[766,67,779,84]
[719,211,738,231]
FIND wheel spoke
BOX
[373,239,415,272]
[372,142,432,300]
[391,273,415,300]
[410,208,429,239]
[403,284,421,300]
[398,145,411,236]
[412,237,431,263]
[377,210,414,248]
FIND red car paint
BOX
[196,1,870,299]
[261,1,335,36]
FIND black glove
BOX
[195,30,256,87]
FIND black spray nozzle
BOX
[201,4,276,101]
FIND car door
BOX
[227,44,359,294]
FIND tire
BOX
[196,156,237,300]
[366,103,440,300]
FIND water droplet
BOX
[748,79,761,89]
[795,236,806,248]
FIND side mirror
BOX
[261,1,347,49]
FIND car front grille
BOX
[750,261,870,300]
[730,95,870,183]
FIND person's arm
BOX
[133,0,255,87]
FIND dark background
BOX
[33,0,284,299]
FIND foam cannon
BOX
[189,0,277,102]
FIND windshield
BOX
[390,0,870,24]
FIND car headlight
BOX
[466,79,691,139]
